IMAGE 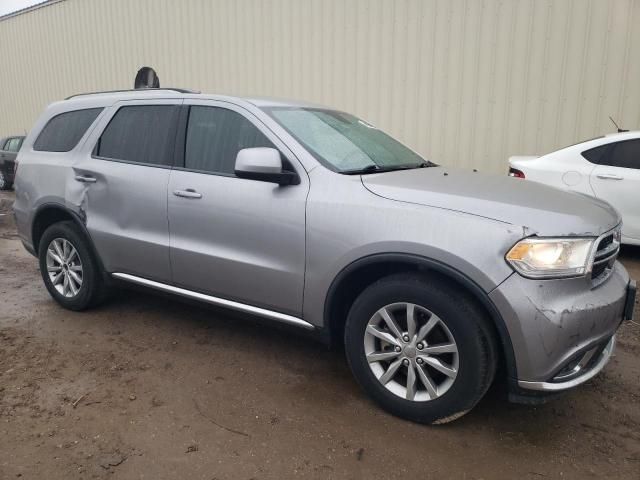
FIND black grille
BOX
[591,232,619,280]
[598,234,613,252]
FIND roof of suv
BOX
[61,88,322,110]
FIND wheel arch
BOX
[323,253,518,379]
[31,203,107,274]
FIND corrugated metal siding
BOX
[1,0,638,172]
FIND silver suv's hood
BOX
[362,167,620,236]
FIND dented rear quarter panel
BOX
[13,150,83,250]
[14,97,180,282]
[13,97,112,249]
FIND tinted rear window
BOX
[604,140,640,169]
[34,108,103,152]
[95,105,178,166]
[581,144,608,164]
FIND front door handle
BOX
[74,175,97,183]
[596,173,623,180]
[173,188,202,199]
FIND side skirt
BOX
[111,272,314,331]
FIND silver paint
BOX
[13,90,631,394]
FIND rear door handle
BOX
[74,175,97,183]
[173,188,202,199]
[596,173,623,180]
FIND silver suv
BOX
[13,89,636,424]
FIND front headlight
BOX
[506,237,595,279]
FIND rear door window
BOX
[96,105,178,166]
[601,140,640,170]
[34,108,103,152]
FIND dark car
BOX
[0,135,25,190]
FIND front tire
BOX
[344,273,497,424]
[38,221,107,310]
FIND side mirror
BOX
[234,148,299,186]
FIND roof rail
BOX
[65,87,200,100]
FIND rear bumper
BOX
[490,261,630,389]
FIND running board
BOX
[111,273,314,330]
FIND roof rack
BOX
[65,87,200,100]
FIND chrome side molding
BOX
[111,272,315,330]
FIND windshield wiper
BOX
[342,161,437,175]
[418,160,438,168]
[342,165,384,175]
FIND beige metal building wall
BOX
[1,0,639,173]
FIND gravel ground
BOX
[0,190,638,479]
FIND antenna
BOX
[608,116,629,133]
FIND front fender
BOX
[320,251,518,380]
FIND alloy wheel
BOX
[364,302,459,401]
[46,238,83,298]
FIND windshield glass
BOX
[264,107,430,173]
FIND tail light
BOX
[508,167,525,179]
[13,160,19,175]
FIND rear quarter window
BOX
[581,144,608,164]
[33,108,103,152]
[605,139,640,169]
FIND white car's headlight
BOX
[506,238,595,279]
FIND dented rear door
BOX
[69,98,183,282]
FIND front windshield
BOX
[264,107,430,173]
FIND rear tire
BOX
[344,273,497,424]
[38,221,108,310]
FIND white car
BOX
[509,131,640,246]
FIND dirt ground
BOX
[0,190,638,480]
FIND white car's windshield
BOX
[264,107,435,174]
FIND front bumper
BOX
[490,261,631,391]
[517,335,615,391]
